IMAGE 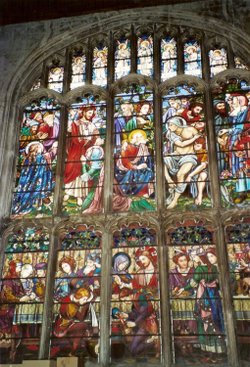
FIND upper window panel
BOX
[213,79,250,207]
[47,65,64,93]
[137,34,153,77]
[162,85,211,209]
[184,40,202,78]
[234,56,249,70]
[63,95,106,214]
[209,48,228,77]
[11,98,61,219]
[161,36,177,81]
[115,37,131,80]
[70,49,87,89]
[92,44,108,87]
[113,84,155,212]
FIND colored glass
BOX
[161,37,177,81]
[115,38,131,79]
[184,40,202,78]
[48,66,64,93]
[70,53,86,89]
[209,48,228,77]
[137,35,153,77]
[92,45,108,87]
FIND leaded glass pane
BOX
[161,36,177,81]
[213,79,250,207]
[92,45,108,87]
[50,227,101,359]
[162,85,211,209]
[110,227,161,363]
[226,221,250,364]
[63,96,106,214]
[0,228,49,364]
[11,98,61,218]
[70,52,86,89]
[209,48,228,77]
[115,38,131,80]
[48,66,64,93]
[113,85,155,212]
[168,224,227,365]
[184,40,202,78]
[137,35,153,77]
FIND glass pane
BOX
[162,85,211,209]
[161,37,177,81]
[50,227,101,359]
[92,45,108,87]
[209,48,228,77]
[234,56,249,70]
[48,66,64,92]
[113,85,156,212]
[115,38,131,79]
[137,35,153,77]
[213,79,250,207]
[11,98,61,219]
[0,228,49,364]
[63,96,106,214]
[110,227,161,363]
[70,53,86,89]
[168,225,227,365]
[184,40,202,78]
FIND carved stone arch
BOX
[156,24,179,39]
[65,85,108,105]
[108,212,160,233]
[44,52,66,68]
[159,75,206,95]
[112,26,132,40]
[19,87,65,108]
[162,212,214,232]
[210,69,250,90]
[134,24,154,37]
[110,72,156,96]
[68,41,89,54]
[206,35,230,51]
[180,27,203,43]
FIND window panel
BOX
[137,35,153,77]
[184,40,202,78]
[209,48,228,77]
[92,45,108,87]
[50,227,101,359]
[63,96,106,214]
[161,36,177,81]
[167,225,227,365]
[0,228,49,364]
[110,227,161,363]
[70,51,86,89]
[48,66,64,93]
[115,37,131,80]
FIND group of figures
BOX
[0,229,48,363]
[214,81,250,206]
[50,246,101,359]
[162,86,210,209]
[12,99,60,218]
[110,228,161,362]
[168,244,226,365]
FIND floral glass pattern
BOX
[167,224,227,365]
[137,35,153,77]
[0,227,49,363]
[213,79,250,207]
[50,226,101,359]
[63,95,106,214]
[110,226,161,363]
[113,85,155,212]
[11,98,61,218]
[162,85,211,209]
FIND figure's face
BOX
[193,106,202,115]
[31,125,38,134]
[194,143,203,151]
[216,102,225,111]
[169,98,176,108]
[61,262,71,274]
[169,122,178,131]
[84,109,95,121]
[21,265,33,278]
[140,104,150,115]
[44,114,54,126]
[139,255,151,268]
[118,261,128,271]
[194,121,205,129]
[177,255,188,270]
[37,269,45,277]
[78,296,88,305]
[121,104,133,116]
[86,259,95,267]
[207,252,217,265]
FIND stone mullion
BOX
[99,229,112,366]
[131,25,137,74]
[63,47,71,93]
[177,30,184,75]
[227,41,235,69]
[53,105,68,216]
[215,221,239,367]
[158,222,172,366]
[107,31,115,86]
[38,229,58,359]
[201,32,210,83]
[86,39,93,84]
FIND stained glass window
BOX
[162,85,211,209]
[167,223,227,365]
[63,95,106,214]
[70,50,86,89]
[47,66,64,93]
[11,97,61,218]
[184,40,202,78]
[50,226,101,359]
[209,48,228,77]
[31,78,42,91]
[92,45,108,87]
[213,79,250,207]
[0,227,49,364]
[161,36,177,81]
[110,226,161,363]
[115,37,131,80]
[113,85,155,212]
[234,57,249,70]
[137,35,153,77]
[226,220,250,364]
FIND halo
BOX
[128,129,147,143]
[25,141,44,155]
